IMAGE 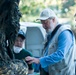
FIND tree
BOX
[0,0,28,75]
[61,0,75,13]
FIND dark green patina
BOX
[0,0,28,75]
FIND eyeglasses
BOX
[41,19,49,24]
[41,17,54,24]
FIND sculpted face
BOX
[14,36,24,48]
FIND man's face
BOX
[14,36,24,48]
[41,18,54,32]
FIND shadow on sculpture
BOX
[0,0,28,75]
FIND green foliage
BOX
[61,0,75,13]
[19,0,46,22]
[19,0,76,39]
[19,0,76,24]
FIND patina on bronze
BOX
[0,0,28,75]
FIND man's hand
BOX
[25,56,40,64]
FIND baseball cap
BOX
[37,8,56,20]
[18,30,26,39]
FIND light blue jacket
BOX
[39,25,75,75]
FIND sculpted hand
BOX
[25,56,40,64]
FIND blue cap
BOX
[18,30,26,39]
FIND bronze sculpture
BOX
[0,0,28,75]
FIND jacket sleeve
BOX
[39,30,73,68]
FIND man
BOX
[13,30,34,75]
[25,8,75,75]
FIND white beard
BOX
[13,46,22,53]
[47,21,55,34]
[46,29,52,34]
